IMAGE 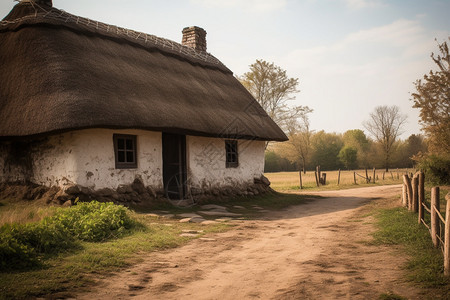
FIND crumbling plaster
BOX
[1,130,266,193]
[187,136,265,189]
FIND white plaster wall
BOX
[187,136,265,189]
[32,133,78,186]
[5,129,164,190]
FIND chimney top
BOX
[182,26,207,52]
[34,0,53,7]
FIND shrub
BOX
[416,154,450,185]
[52,201,135,242]
[0,201,136,272]
[0,222,74,271]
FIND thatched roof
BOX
[0,2,287,141]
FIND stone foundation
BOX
[0,175,273,207]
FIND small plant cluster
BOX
[0,201,136,271]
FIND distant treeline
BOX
[264,130,426,172]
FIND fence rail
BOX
[402,172,450,276]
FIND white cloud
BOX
[190,0,287,12]
[275,18,435,137]
[344,0,386,10]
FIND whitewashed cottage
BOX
[0,0,287,204]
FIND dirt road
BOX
[77,185,424,299]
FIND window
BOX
[113,134,137,169]
[225,140,238,168]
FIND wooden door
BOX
[162,133,187,200]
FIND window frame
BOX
[225,140,239,168]
[113,134,137,169]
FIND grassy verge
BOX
[0,192,313,299]
[371,203,450,298]
[0,202,229,299]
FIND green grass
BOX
[371,205,450,297]
[0,214,229,299]
[0,192,314,299]
[0,198,231,300]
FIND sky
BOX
[1,0,449,140]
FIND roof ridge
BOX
[1,2,227,69]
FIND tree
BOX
[363,105,407,172]
[264,150,297,172]
[405,134,427,160]
[310,131,344,170]
[239,59,310,131]
[338,146,358,170]
[411,38,450,154]
[285,109,314,172]
[342,129,370,168]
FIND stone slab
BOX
[200,204,227,210]
[198,211,242,217]
[200,220,219,225]
[179,218,192,223]
[190,218,206,223]
[178,213,203,218]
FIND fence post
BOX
[365,168,369,183]
[353,172,356,185]
[299,170,303,190]
[444,193,450,276]
[317,166,321,183]
[382,172,385,180]
[373,168,376,184]
[402,184,408,207]
[323,173,327,185]
[337,169,341,185]
[314,170,319,187]
[412,176,419,213]
[403,175,413,211]
[418,172,425,224]
[431,187,440,248]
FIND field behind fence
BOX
[265,168,409,191]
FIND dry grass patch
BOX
[265,169,409,192]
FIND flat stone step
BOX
[198,211,242,217]
[200,204,227,210]
[178,213,203,218]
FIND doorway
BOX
[162,133,187,200]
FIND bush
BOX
[0,201,136,272]
[0,222,74,271]
[416,154,450,185]
[52,201,135,242]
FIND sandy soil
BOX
[76,185,426,299]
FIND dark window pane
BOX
[126,151,134,163]
[118,151,125,162]
[118,138,125,150]
[114,134,137,169]
[126,139,133,150]
[225,140,238,167]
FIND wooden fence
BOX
[402,172,450,276]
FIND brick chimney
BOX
[35,0,53,7]
[182,26,207,52]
